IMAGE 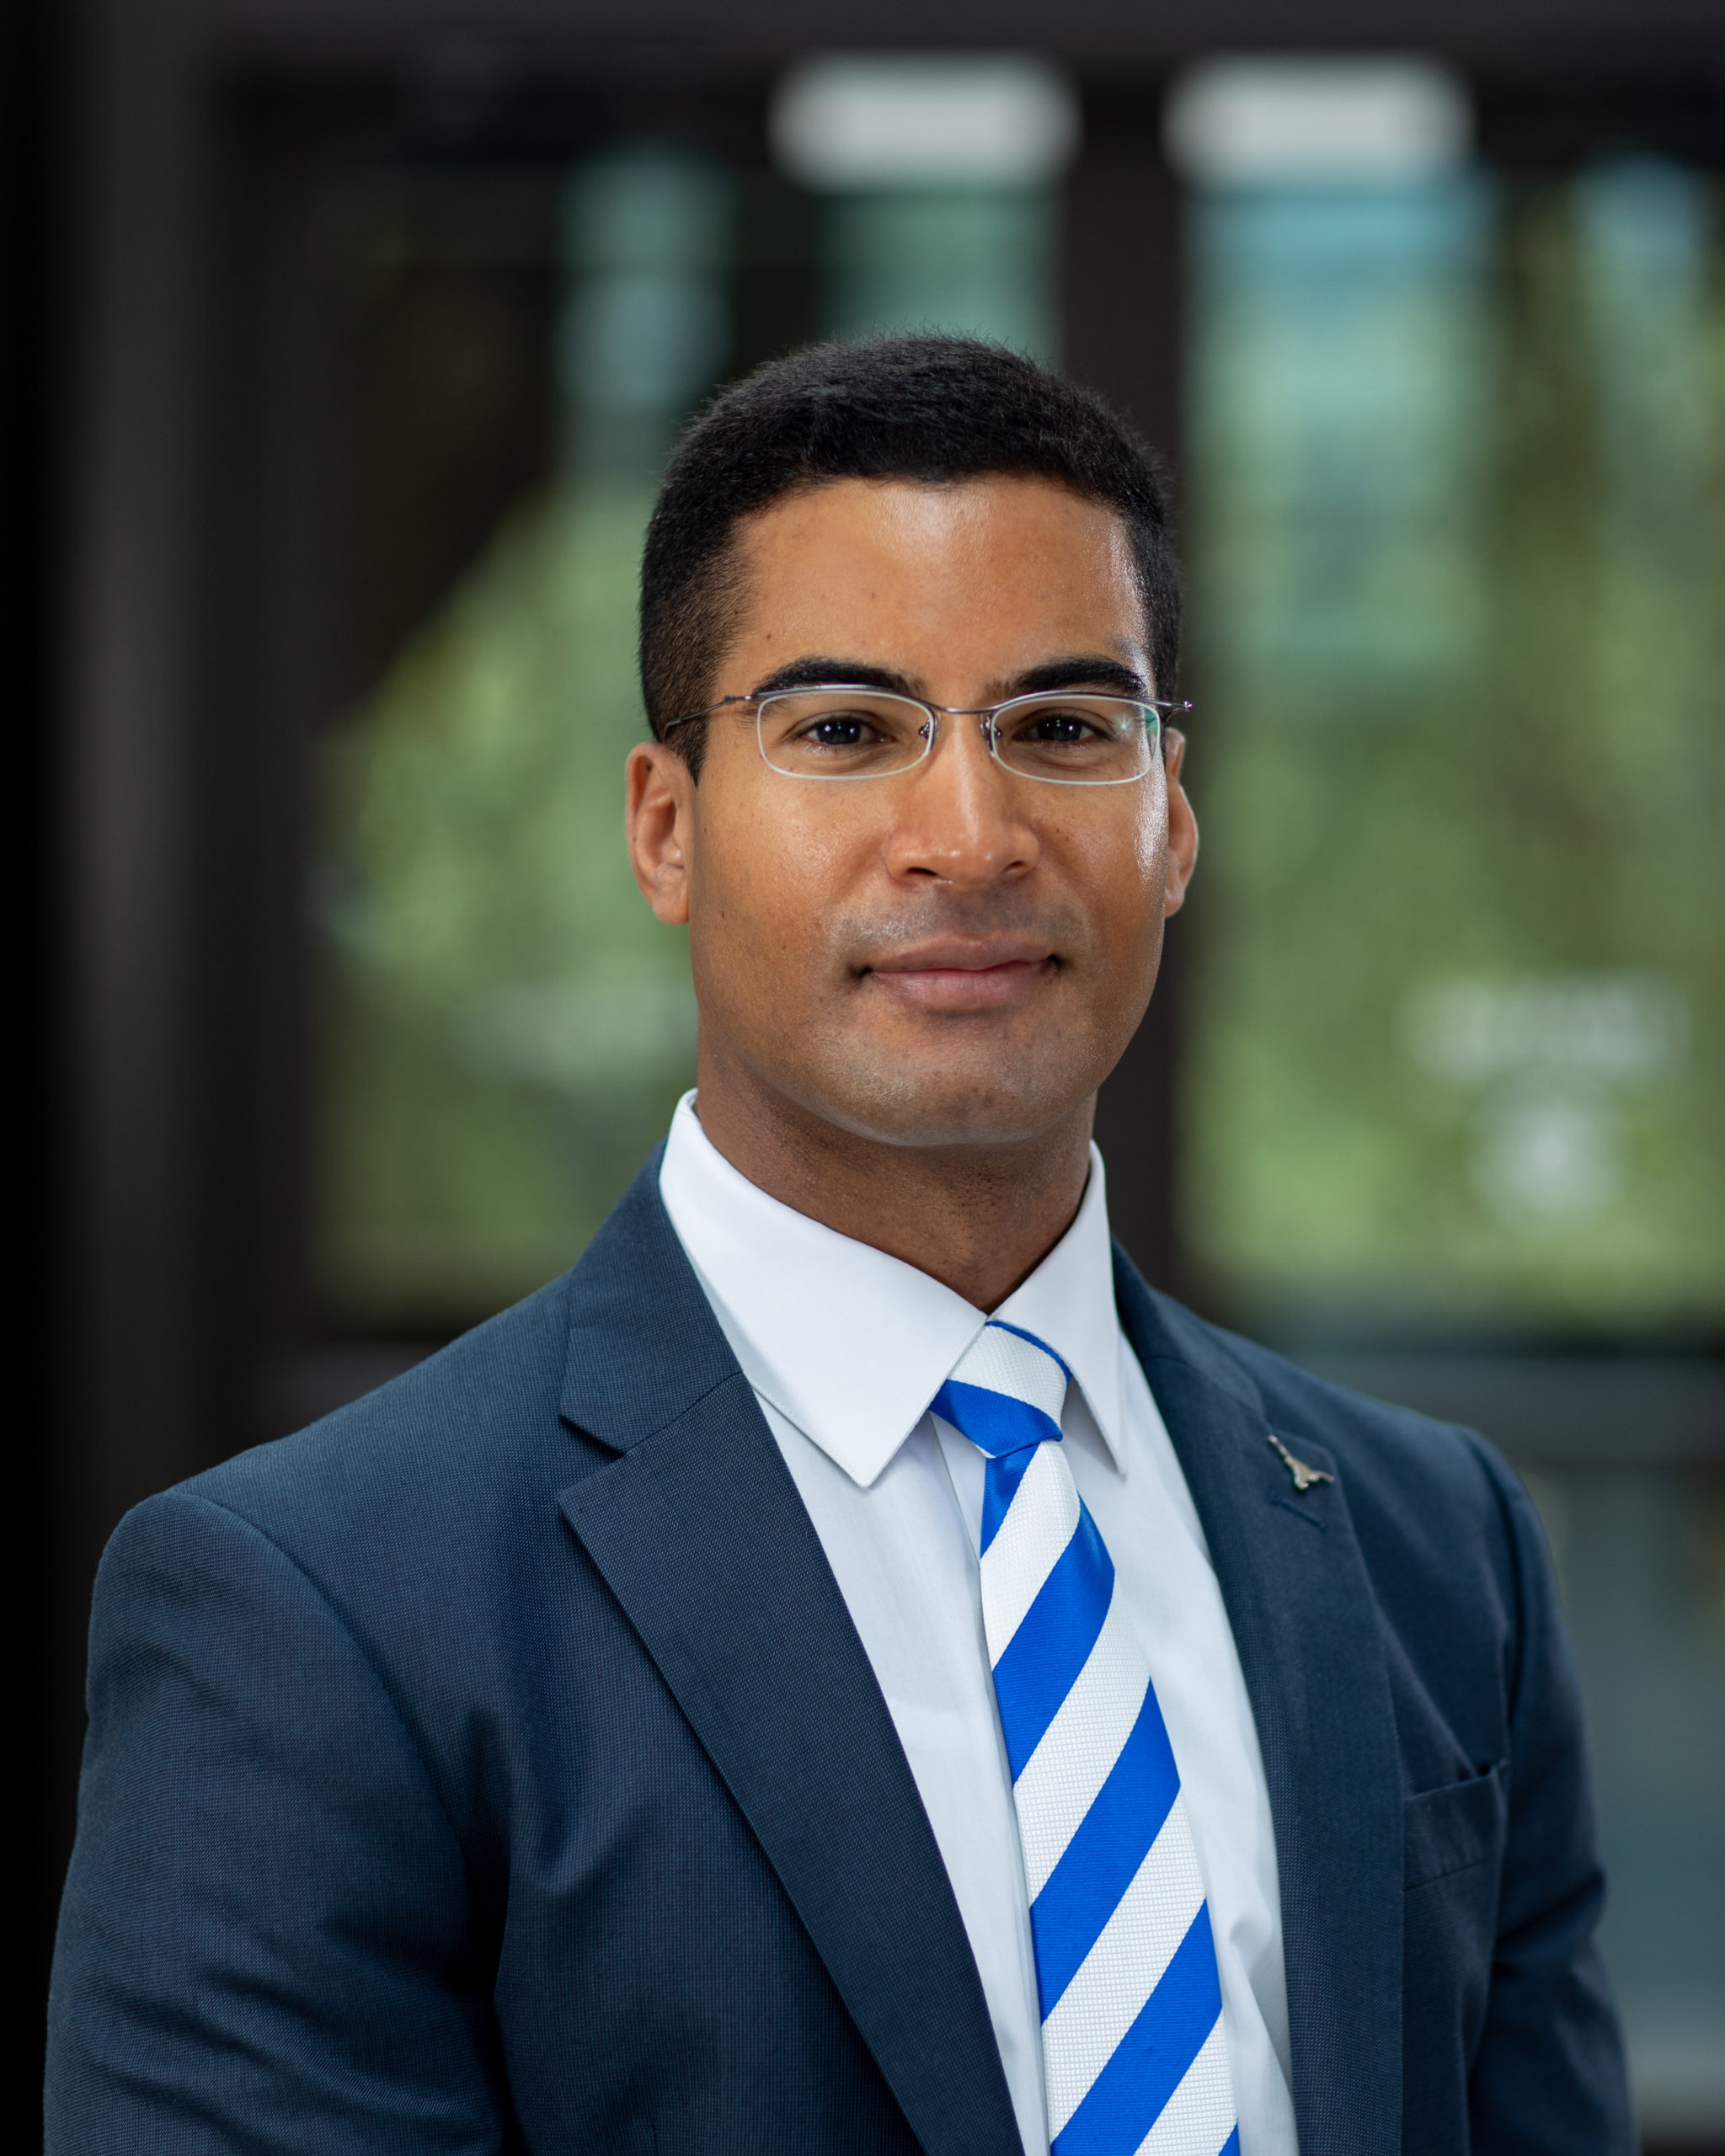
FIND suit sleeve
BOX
[1466,1449,1637,2156]
[46,1489,510,2154]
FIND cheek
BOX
[1064,791,1167,946]
[692,795,877,965]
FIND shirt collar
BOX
[658,1091,1125,1489]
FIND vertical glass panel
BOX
[314,147,729,1331]
[1182,149,1725,1333]
[823,191,1058,355]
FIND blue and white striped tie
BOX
[933,1320,1238,2156]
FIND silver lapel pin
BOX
[1267,1432,1334,1493]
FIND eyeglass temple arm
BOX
[658,694,755,739]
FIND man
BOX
[48,337,1631,2155]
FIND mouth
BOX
[861,937,1059,1014]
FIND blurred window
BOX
[1172,59,1725,1336]
[313,147,727,1331]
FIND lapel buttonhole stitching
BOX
[1268,1494,1327,1532]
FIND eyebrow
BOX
[746,653,1152,703]
[747,657,921,698]
[998,655,1151,701]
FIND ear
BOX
[625,742,696,926]
[1160,727,1199,917]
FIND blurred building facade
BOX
[29,0,1725,2144]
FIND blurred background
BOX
[19,0,1724,2143]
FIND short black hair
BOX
[638,334,1179,771]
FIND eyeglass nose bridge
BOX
[908,703,1031,773]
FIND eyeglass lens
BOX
[756,690,1159,786]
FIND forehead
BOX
[728,475,1146,668]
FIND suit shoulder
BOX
[1222,1317,1503,1483]
[177,1270,583,1554]
[1141,1295,1549,1712]
[1145,1292,1525,1566]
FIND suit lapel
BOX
[1114,1251,1404,2156]
[555,1161,1022,2156]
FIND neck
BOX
[690,1052,1095,1312]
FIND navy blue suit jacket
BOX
[48,1158,1632,2153]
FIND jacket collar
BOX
[557,1146,740,1450]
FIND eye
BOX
[1021,705,1103,743]
[803,712,879,747]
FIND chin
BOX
[806,1053,1097,1152]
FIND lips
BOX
[863,939,1056,1012]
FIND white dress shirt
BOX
[659,1093,1299,2156]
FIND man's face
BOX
[627,474,1197,1151]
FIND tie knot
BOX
[932,1321,1071,1460]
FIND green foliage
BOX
[314,484,696,1329]
[1183,166,1725,1331]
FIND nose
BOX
[879,714,1042,889]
